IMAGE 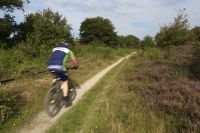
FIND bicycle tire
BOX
[68,79,77,102]
[69,88,77,102]
[44,86,63,117]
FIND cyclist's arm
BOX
[68,51,78,68]
[70,55,78,67]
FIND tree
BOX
[124,35,140,48]
[12,14,35,43]
[155,9,191,48]
[79,16,117,46]
[118,35,140,48]
[0,0,29,48]
[0,0,29,12]
[20,9,73,57]
[0,14,16,47]
[141,35,155,49]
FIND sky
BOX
[5,0,200,39]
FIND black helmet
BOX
[57,41,69,48]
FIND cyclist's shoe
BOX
[63,96,72,107]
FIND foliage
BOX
[190,42,200,79]
[0,0,29,48]
[0,44,49,78]
[142,47,164,60]
[0,14,16,47]
[155,9,191,48]
[0,90,24,124]
[137,60,200,132]
[191,26,200,41]
[79,16,117,47]
[141,35,155,49]
[130,45,200,132]
[118,35,140,48]
[18,8,73,57]
[0,48,23,76]
[12,14,35,44]
[0,0,29,12]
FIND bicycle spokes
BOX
[45,87,62,117]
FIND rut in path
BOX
[18,52,136,133]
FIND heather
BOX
[131,45,200,132]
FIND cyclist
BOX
[47,41,78,107]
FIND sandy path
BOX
[18,52,136,133]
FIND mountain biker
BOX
[47,41,78,107]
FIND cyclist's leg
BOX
[61,80,68,97]
[62,80,72,106]
[58,72,71,106]
[55,71,68,96]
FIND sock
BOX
[63,96,69,101]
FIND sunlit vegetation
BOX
[0,1,200,132]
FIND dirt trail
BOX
[18,52,136,133]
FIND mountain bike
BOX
[44,67,79,117]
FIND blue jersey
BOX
[47,45,74,71]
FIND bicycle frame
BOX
[45,68,78,117]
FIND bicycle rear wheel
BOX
[45,87,63,117]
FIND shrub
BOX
[141,35,155,49]
[121,35,140,48]
[191,26,200,41]
[0,47,28,78]
[142,48,164,60]
[134,53,200,132]
[0,90,24,124]
[190,42,200,79]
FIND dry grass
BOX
[88,59,165,133]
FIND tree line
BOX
[0,0,155,50]
[0,1,200,79]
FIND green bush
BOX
[0,47,27,77]
[0,49,20,76]
[190,42,200,79]
[119,35,140,48]
[0,90,24,124]
[0,45,48,78]
[141,35,155,49]
[142,48,164,60]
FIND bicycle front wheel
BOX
[44,87,63,117]
[68,79,77,102]
[69,88,76,102]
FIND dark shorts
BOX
[48,69,68,81]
